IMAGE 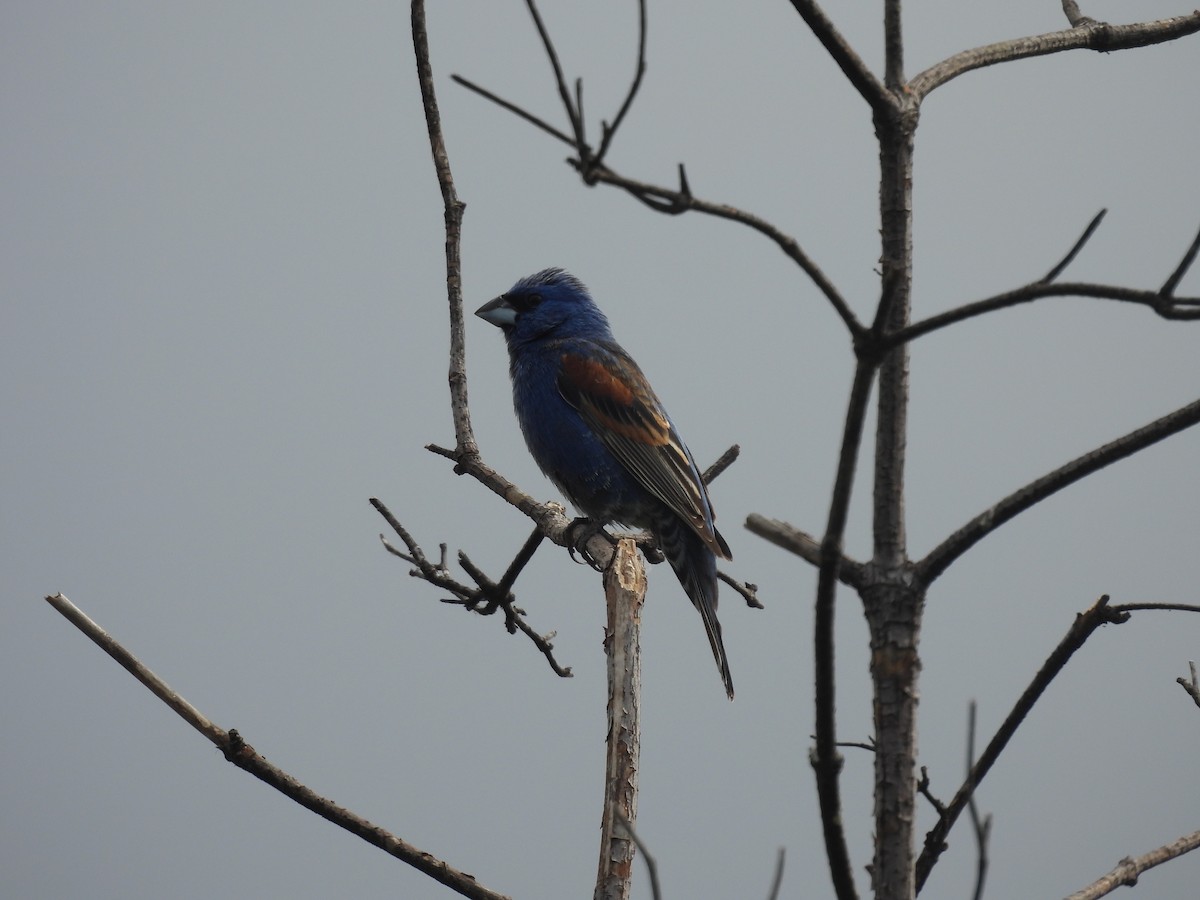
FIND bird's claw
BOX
[565,517,615,572]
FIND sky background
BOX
[4,2,1199,898]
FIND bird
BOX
[475,268,735,699]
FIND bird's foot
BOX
[565,517,615,572]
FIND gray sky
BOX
[4,3,1199,898]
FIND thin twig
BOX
[614,810,660,900]
[594,0,647,169]
[451,74,576,146]
[765,847,787,900]
[718,570,763,609]
[701,443,741,485]
[371,499,572,677]
[523,0,583,148]
[1039,209,1107,284]
[1161,222,1200,297]
[44,592,511,900]
[918,397,1200,586]
[1176,661,1200,709]
[580,165,864,336]
[965,702,992,900]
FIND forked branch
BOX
[884,213,1200,350]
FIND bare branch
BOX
[596,539,644,899]
[917,767,946,816]
[786,0,893,113]
[44,593,511,900]
[412,0,474,459]
[918,397,1200,586]
[593,0,647,169]
[813,360,879,900]
[965,701,992,900]
[744,513,868,590]
[1061,1,1097,28]
[614,810,661,900]
[450,74,576,146]
[591,165,867,334]
[454,34,864,335]
[1177,660,1200,709]
[701,443,740,485]
[1039,209,1107,285]
[371,499,573,677]
[910,13,1200,101]
[1065,829,1200,900]
[523,0,584,148]
[765,847,787,900]
[916,595,1130,891]
[882,215,1200,350]
[718,570,764,610]
[1161,222,1200,297]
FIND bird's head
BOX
[476,268,612,347]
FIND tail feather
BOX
[653,513,735,700]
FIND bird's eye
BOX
[508,292,542,313]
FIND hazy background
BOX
[4,3,1198,898]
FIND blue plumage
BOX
[476,268,735,699]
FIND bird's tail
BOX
[654,514,735,700]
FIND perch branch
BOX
[596,539,645,899]
[44,593,510,900]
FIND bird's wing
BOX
[557,345,731,560]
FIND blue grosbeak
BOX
[476,268,735,699]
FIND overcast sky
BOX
[4,3,1199,899]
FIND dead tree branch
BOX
[882,214,1200,350]
[744,514,867,591]
[786,0,891,112]
[1064,828,1200,900]
[44,593,511,900]
[909,12,1200,100]
[1177,660,1200,709]
[596,539,644,900]
[452,9,864,338]
[917,397,1200,586]
[917,596,1200,892]
[371,498,573,677]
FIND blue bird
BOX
[476,268,735,699]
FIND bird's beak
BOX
[475,295,517,328]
